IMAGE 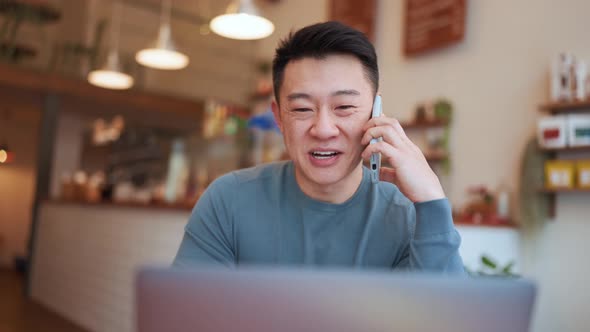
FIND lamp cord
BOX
[111,0,122,52]
[161,0,171,26]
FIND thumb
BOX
[379,167,397,184]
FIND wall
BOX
[0,89,41,268]
[523,194,590,332]
[256,0,329,60]
[374,1,590,331]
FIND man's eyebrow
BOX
[286,90,360,101]
[331,89,360,97]
[286,92,312,101]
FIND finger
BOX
[361,125,405,148]
[363,116,401,131]
[379,167,397,184]
[361,141,400,162]
[364,116,411,143]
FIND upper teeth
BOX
[313,151,337,155]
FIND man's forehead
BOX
[283,54,363,73]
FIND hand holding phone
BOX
[361,95,446,202]
[370,95,382,183]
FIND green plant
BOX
[465,254,518,278]
[256,60,271,74]
[433,99,453,174]
[47,18,107,73]
[0,2,60,62]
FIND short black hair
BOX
[272,21,379,104]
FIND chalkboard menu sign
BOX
[330,0,376,42]
[404,0,467,56]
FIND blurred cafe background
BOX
[0,0,589,331]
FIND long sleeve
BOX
[395,198,466,275]
[172,174,237,268]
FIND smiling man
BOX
[173,21,465,273]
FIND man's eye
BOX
[337,105,355,110]
[293,108,312,112]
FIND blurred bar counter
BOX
[29,200,187,332]
[42,199,195,211]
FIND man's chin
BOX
[294,158,362,183]
[301,167,348,186]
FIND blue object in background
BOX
[248,109,280,132]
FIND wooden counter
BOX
[43,199,195,212]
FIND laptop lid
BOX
[136,267,536,332]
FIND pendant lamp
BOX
[135,0,189,70]
[87,1,134,90]
[0,144,14,164]
[210,0,274,40]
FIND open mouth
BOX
[310,151,341,159]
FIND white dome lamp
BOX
[88,51,134,90]
[88,1,134,90]
[135,0,189,70]
[210,0,274,40]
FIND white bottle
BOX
[551,53,574,102]
[164,139,188,203]
[496,182,510,220]
[575,60,588,101]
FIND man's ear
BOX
[271,100,283,133]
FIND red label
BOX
[543,128,560,140]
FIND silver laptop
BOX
[136,267,536,332]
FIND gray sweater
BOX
[174,161,465,274]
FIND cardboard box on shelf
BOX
[568,114,590,147]
[577,160,590,188]
[545,160,575,189]
[537,116,568,148]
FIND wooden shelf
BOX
[44,199,195,212]
[540,145,590,153]
[0,43,37,61]
[424,151,448,162]
[538,101,590,217]
[539,100,590,114]
[454,220,519,229]
[453,213,518,229]
[401,119,449,129]
[250,90,273,101]
[538,187,590,217]
[0,63,204,119]
[539,187,590,193]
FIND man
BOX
[174,21,464,274]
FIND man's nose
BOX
[309,109,339,139]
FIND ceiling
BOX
[119,0,281,26]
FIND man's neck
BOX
[294,164,364,204]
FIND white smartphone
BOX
[370,95,382,184]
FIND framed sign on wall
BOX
[330,0,377,42]
[403,0,467,57]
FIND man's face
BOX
[273,54,374,192]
